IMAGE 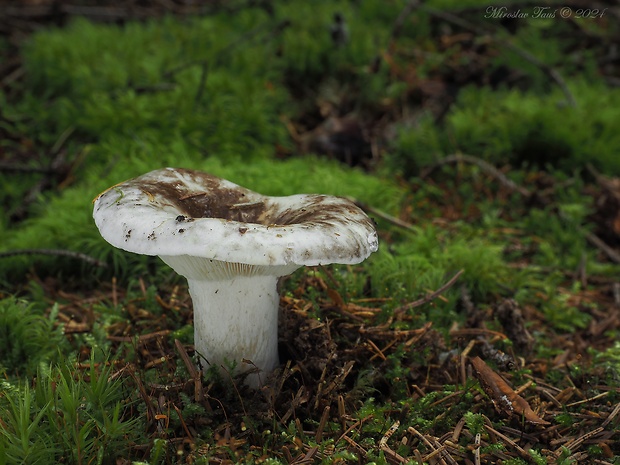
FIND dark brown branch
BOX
[421,154,532,197]
[0,162,52,173]
[175,339,210,408]
[424,153,620,264]
[8,127,78,221]
[1,4,208,23]
[582,232,620,265]
[389,0,422,46]
[394,269,465,313]
[0,249,108,268]
[346,196,417,232]
[421,6,577,107]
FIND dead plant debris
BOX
[24,264,619,463]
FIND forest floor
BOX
[1,1,620,464]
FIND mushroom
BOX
[93,167,378,387]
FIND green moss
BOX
[0,298,66,378]
[275,1,395,83]
[368,224,508,304]
[19,15,289,156]
[0,357,141,464]
[387,81,620,177]
[0,147,405,283]
[448,83,620,172]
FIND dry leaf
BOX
[326,287,345,308]
[471,356,549,425]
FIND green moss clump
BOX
[387,81,620,177]
[0,298,65,378]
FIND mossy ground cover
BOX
[0,1,619,463]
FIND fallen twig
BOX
[388,0,421,46]
[0,248,107,268]
[423,153,620,264]
[554,427,605,458]
[108,330,172,343]
[421,6,577,107]
[408,426,451,465]
[0,162,52,173]
[393,269,464,313]
[583,232,620,264]
[384,2,576,105]
[601,400,620,428]
[1,3,208,24]
[420,154,531,197]
[9,127,78,220]
[483,424,532,461]
[346,196,417,232]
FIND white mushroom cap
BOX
[92,167,378,277]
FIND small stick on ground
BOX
[175,339,208,407]
[420,154,532,197]
[388,0,421,46]
[421,6,577,107]
[583,232,620,264]
[0,162,52,173]
[601,400,620,428]
[0,248,108,268]
[554,427,604,458]
[346,196,417,232]
[109,330,172,343]
[483,424,530,461]
[315,406,330,442]
[423,153,620,264]
[393,269,464,313]
[408,426,449,465]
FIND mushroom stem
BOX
[186,275,280,387]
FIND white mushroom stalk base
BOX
[187,275,280,388]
